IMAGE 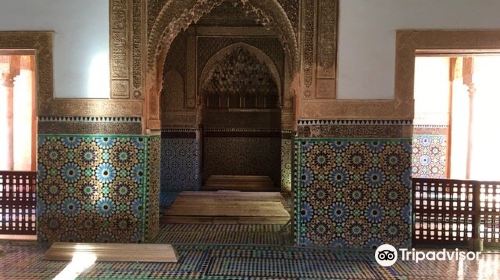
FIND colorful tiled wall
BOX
[412,125,449,179]
[160,130,201,208]
[294,121,412,249]
[37,134,159,243]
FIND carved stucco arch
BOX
[199,43,282,102]
[146,0,299,129]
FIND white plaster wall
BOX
[338,0,500,99]
[0,0,109,99]
[2,1,500,100]
[413,57,450,126]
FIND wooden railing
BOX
[412,178,500,248]
[0,171,37,235]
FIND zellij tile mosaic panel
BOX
[160,138,201,193]
[37,135,152,243]
[295,139,412,249]
[412,134,448,179]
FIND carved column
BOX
[1,56,20,171]
[463,57,475,180]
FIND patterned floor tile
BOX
[79,247,500,280]
[154,224,291,245]
[1,228,500,280]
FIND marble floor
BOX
[1,225,499,280]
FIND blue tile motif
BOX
[294,138,412,249]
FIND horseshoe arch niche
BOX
[146,0,299,130]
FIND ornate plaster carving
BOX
[146,0,299,129]
[302,0,315,92]
[300,0,338,100]
[132,0,146,98]
[277,0,299,36]
[299,99,415,121]
[147,0,167,34]
[110,0,146,99]
[196,29,284,80]
[317,0,337,79]
[41,100,144,117]
[110,0,130,98]
[199,43,282,98]
[148,0,298,71]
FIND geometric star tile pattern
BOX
[37,135,158,243]
[412,134,448,178]
[160,138,201,194]
[295,139,412,249]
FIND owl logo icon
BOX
[375,244,398,267]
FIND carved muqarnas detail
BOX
[201,47,279,109]
[277,0,299,35]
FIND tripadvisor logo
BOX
[375,244,398,267]
[375,244,481,267]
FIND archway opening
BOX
[146,0,299,127]
[0,52,37,240]
[157,1,294,245]
[412,53,500,248]
[200,44,282,192]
